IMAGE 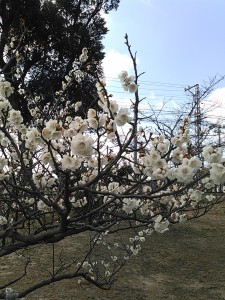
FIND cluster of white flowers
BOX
[201,145,225,185]
[122,198,140,214]
[32,173,57,189]
[140,130,202,183]
[171,118,190,146]
[37,200,49,212]
[79,47,88,63]
[0,215,7,226]
[118,70,138,93]
[71,196,87,208]
[210,163,225,185]
[42,120,63,141]
[61,155,82,171]
[3,40,225,298]
[5,287,19,299]
[115,108,132,126]
[188,189,203,202]
[0,80,14,98]
[154,215,170,233]
[203,145,223,163]
[87,108,98,129]
[0,53,224,267]
[71,133,94,157]
[25,128,42,150]
[175,156,202,183]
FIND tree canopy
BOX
[0,0,120,121]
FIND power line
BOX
[108,90,189,98]
[104,77,187,87]
[107,85,185,92]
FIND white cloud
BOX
[203,87,225,125]
[100,11,112,27]
[102,49,133,80]
[149,91,156,100]
[139,101,150,111]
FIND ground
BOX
[1,203,225,300]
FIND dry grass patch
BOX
[1,203,225,300]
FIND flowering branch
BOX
[0,36,224,298]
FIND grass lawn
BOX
[1,203,225,300]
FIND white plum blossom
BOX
[71,133,94,157]
[149,150,161,163]
[188,189,203,202]
[8,109,23,125]
[0,80,14,97]
[37,200,49,211]
[26,128,42,150]
[69,117,88,133]
[108,181,120,192]
[0,137,8,147]
[152,167,167,180]
[42,120,63,140]
[115,108,132,126]
[0,158,8,169]
[0,215,7,225]
[188,156,202,171]
[88,118,98,129]
[51,130,62,140]
[106,120,117,138]
[141,154,152,168]
[179,214,188,223]
[61,155,81,171]
[0,98,11,115]
[209,163,225,185]
[71,196,87,208]
[98,113,107,127]
[206,195,215,202]
[75,101,82,112]
[154,215,170,233]
[171,136,183,147]
[122,198,140,214]
[46,177,57,188]
[144,167,153,177]
[166,168,177,180]
[87,108,96,119]
[203,145,223,163]
[41,152,53,165]
[5,287,18,299]
[152,158,167,170]
[157,140,169,154]
[109,100,119,114]
[118,70,128,81]
[128,82,138,93]
[118,71,137,93]
[202,177,214,190]
[88,158,98,168]
[176,164,193,183]
[79,47,88,63]
[172,147,184,163]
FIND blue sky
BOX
[102,0,225,123]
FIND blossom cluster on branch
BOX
[0,36,224,298]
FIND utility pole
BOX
[185,84,202,158]
[211,123,225,147]
[218,125,221,147]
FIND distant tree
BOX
[0,0,120,121]
[141,75,224,159]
